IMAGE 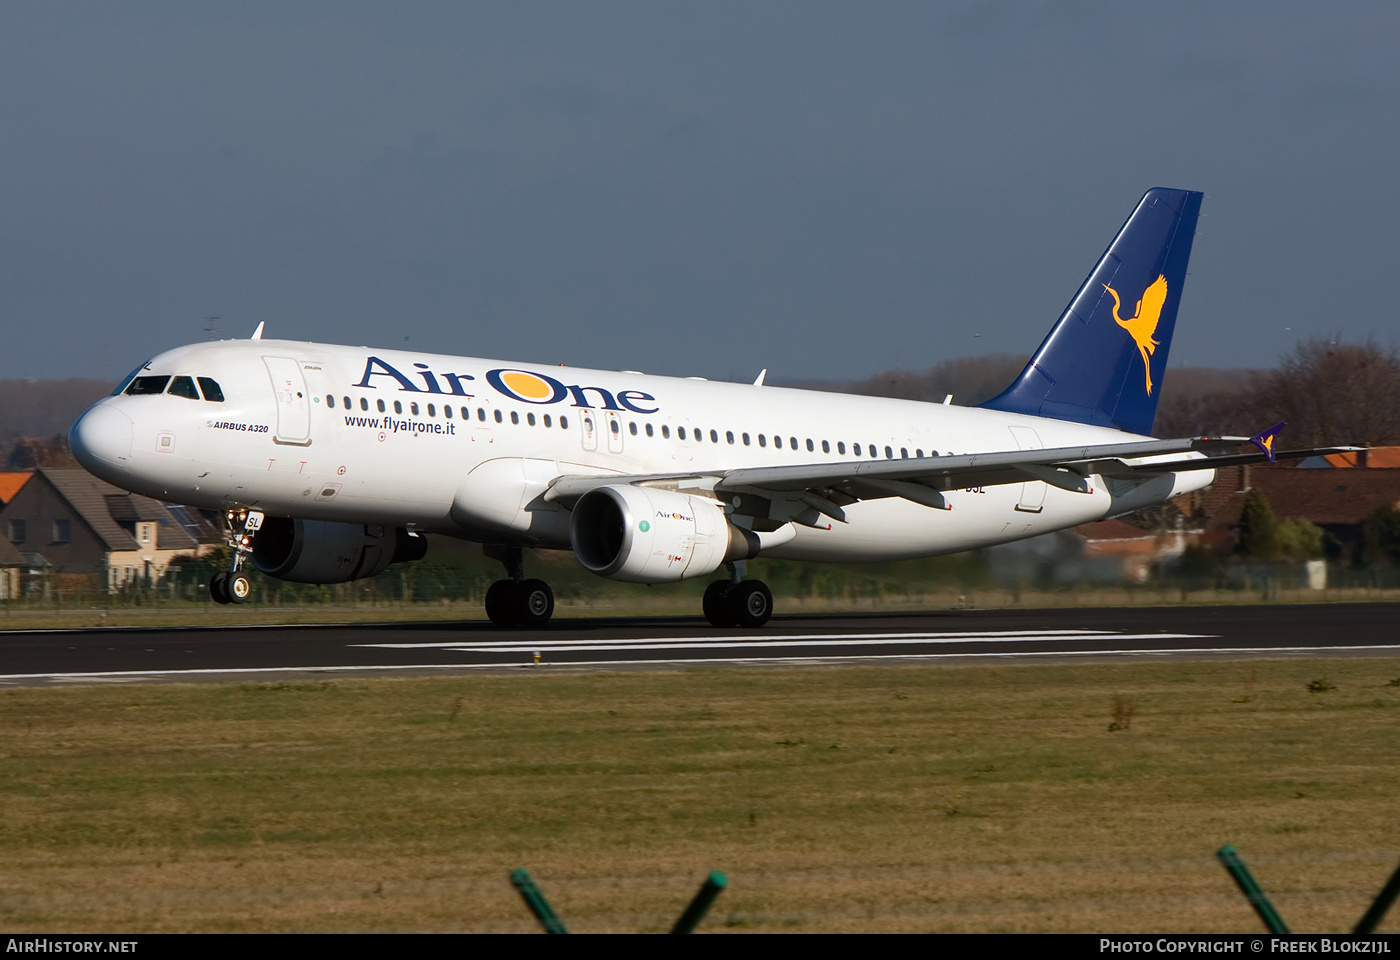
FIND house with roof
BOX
[0,468,220,594]
[1179,456,1400,555]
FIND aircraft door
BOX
[263,356,312,446]
[1008,425,1045,513]
[579,407,599,452]
[603,410,624,453]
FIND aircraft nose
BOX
[69,403,134,475]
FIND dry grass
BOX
[3,659,1400,932]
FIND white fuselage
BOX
[73,338,1212,563]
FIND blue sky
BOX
[3,2,1397,382]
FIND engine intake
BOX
[570,484,756,583]
[252,518,428,584]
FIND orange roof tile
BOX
[1323,447,1400,468]
[0,472,33,505]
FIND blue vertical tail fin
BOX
[980,187,1204,436]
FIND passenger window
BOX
[560,415,569,429]
[758,435,767,447]
[527,412,535,426]
[916,449,923,458]
[885,446,893,459]
[742,433,750,446]
[629,422,637,435]
[478,408,486,421]
[678,426,687,440]
[610,420,619,434]
[395,401,403,415]
[125,376,170,396]
[838,442,846,455]
[645,423,654,437]
[167,376,200,400]
[662,425,670,439]
[853,443,861,456]
[726,431,734,444]
[494,409,503,423]
[806,439,814,452]
[327,395,336,409]
[411,403,420,416]
[510,411,519,424]
[822,440,829,453]
[343,396,351,409]
[360,398,369,411]
[197,378,225,402]
[790,437,798,450]
[444,406,453,419]
[428,404,436,417]
[711,429,719,443]
[901,448,909,458]
[377,399,386,413]
[544,414,551,427]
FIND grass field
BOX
[3,658,1400,933]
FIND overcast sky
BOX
[2,2,1397,385]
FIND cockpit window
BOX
[125,375,171,396]
[197,377,225,402]
[112,361,153,396]
[167,376,200,400]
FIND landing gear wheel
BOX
[728,579,773,628]
[513,579,555,628]
[484,579,517,628]
[228,573,252,604]
[703,580,737,627]
[210,571,231,605]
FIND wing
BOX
[544,433,1361,530]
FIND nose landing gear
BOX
[210,508,262,606]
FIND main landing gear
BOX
[702,561,773,628]
[483,544,555,628]
[210,507,262,606]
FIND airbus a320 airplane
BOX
[68,188,1346,628]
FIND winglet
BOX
[250,321,265,340]
[753,368,767,387]
[1249,422,1285,462]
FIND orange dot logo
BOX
[487,368,568,404]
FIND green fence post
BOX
[1218,844,1290,934]
[1354,859,1400,935]
[510,868,569,934]
[671,871,729,934]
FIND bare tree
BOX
[1244,338,1400,446]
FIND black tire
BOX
[228,573,252,604]
[210,572,231,605]
[484,579,517,627]
[702,580,737,627]
[513,579,555,628]
[728,579,773,628]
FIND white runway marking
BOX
[354,629,1216,654]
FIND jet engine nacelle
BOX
[251,517,428,584]
[570,484,757,583]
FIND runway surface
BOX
[0,603,1395,685]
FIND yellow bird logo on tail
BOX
[1104,274,1168,395]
